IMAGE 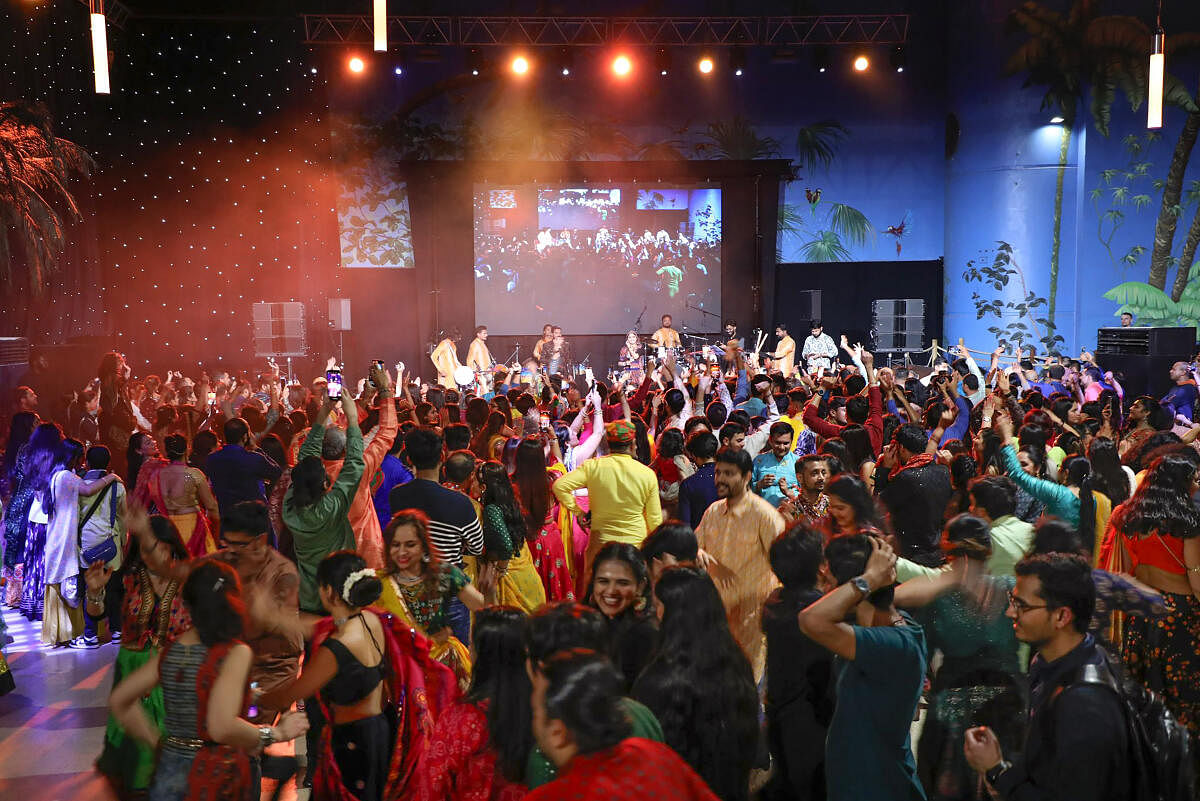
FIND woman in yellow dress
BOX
[474,459,547,614]
[375,508,494,691]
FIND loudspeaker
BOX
[871,299,926,353]
[1098,354,1181,399]
[329,298,352,332]
[252,302,306,357]
[793,291,822,325]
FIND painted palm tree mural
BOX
[1006,1,1200,335]
[0,101,91,291]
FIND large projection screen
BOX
[473,183,722,335]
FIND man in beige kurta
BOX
[696,447,785,683]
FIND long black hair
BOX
[840,424,874,471]
[123,515,189,578]
[466,607,533,782]
[631,566,759,801]
[182,560,247,646]
[1113,450,1200,539]
[3,411,38,486]
[1087,437,1130,505]
[477,459,528,554]
[126,432,154,488]
[825,472,882,533]
[25,422,64,493]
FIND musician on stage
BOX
[431,330,463,387]
[467,325,494,373]
[800,320,837,375]
[724,318,745,351]
[770,323,798,379]
[532,323,554,363]
[651,314,682,349]
[545,326,571,376]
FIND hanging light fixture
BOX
[373,0,386,52]
[1147,0,1165,129]
[89,1,110,94]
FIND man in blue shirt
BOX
[206,417,283,517]
[1160,361,1198,423]
[799,535,927,801]
[751,422,799,508]
[371,435,413,527]
[678,431,719,529]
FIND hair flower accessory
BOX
[342,568,375,602]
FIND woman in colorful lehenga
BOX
[2,412,41,607]
[17,423,66,620]
[259,551,458,801]
[374,509,495,692]
[894,515,1025,801]
[513,437,575,602]
[146,435,220,557]
[108,560,308,801]
[92,507,191,799]
[475,459,546,615]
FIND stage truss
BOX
[300,15,910,48]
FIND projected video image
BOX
[474,184,722,336]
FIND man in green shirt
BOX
[523,602,664,788]
[282,381,370,614]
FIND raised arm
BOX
[798,537,896,660]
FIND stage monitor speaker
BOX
[253,302,306,357]
[871,299,926,353]
[329,298,352,332]
[1096,325,1195,356]
[792,291,822,326]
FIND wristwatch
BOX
[849,575,872,596]
[985,760,1012,785]
[258,726,276,750]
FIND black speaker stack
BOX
[1095,326,1195,398]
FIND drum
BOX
[453,365,476,388]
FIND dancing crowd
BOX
[1,327,1199,801]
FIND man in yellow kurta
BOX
[772,323,797,379]
[696,445,785,683]
[552,420,663,583]
[431,333,462,387]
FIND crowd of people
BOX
[0,327,1199,801]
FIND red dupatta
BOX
[148,467,213,558]
[309,610,459,801]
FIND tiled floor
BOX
[0,607,303,800]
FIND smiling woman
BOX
[585,543,657,692]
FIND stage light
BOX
[373,0,386,52]
[729,48,746,77]
[466,48,483,76]
[814,46,830,73]
[394,65,403,76]
[1148,1,1164,129]
[511,55,530,75]
[348,56,365,74]
[698,56,714,74]
[612,54,632,76]
[890,46,906,73]
[1050,115,1065,124]
[854,55,869,71]
[310,66,318,74]
[554,47,573,76]
[655,48,671,76]
[89,2,110,94]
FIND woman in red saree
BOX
[259,551,458,801]
[144,435,220,557]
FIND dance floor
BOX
[0,607,304,800]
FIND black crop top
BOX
[320,637,385,706]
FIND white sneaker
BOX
[68,634,100,649]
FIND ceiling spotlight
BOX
[1050,115,1065,124]
[393,65,403,76]
[373,0,386,52]
[814,46,830,73]
[698,55,714,74]
[655,48,671,76]
[348,55,365,73]
[889,46,906,73]
[511,55,530,75]
[466,47,483,76]
[554,47,573,77]
[310,66,318,75]
[853,55,870,72]
[729,48,746,77]
[612,54,632,76]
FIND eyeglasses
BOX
[1007,591,1048,615]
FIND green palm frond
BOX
[828,202,875,247]
[777,203,809,239]
[799,230,852,262]
[794,121,849,172]
[698,116,781,160]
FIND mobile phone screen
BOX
[326,369,343,398]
